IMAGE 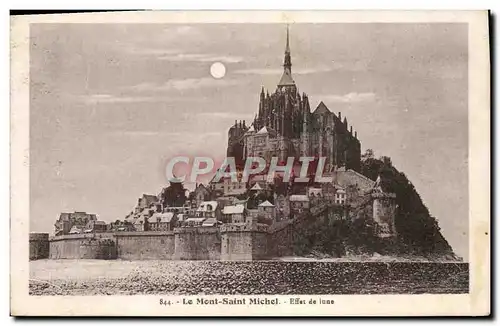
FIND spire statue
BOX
[277,24,295,88]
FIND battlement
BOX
[174,226,219,235]
[220,223,269,233]
[29,233,49,242]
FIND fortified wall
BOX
[40,225,267,261]
[30,233,50,260]
[36,188,396,261]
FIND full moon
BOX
[210,62,226,79]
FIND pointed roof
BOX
[278,70,295,87]
[313,101,331,115]
[245,125,255,134]
[223,204,245,214]
[258,200,275,208]
[251,183,263,191]
[257,126,268,134]
[278,25,295,87]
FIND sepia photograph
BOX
[10,10,490,316]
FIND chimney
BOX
[243,120,246,128]
[350,126,353,134]
[234,120,237,126]
[338,112,342,120]
[355,131,358,138]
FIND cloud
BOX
[158,53,243,63]
[82,94,159,104]
[81,93,206,104]
[198,112,248,118]
[233,65,336,75]
[316,92,377,104]
[130,77,241,92]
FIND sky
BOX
[29,23,468,260]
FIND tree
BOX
[361,149,375,161]
[360,155,455,257]
[160,181,187,208]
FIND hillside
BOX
[293,151,457,260]
[360,152,456,258]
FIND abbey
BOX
[227,27,361,172]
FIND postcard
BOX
[10,10,490,316]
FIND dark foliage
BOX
[360,150,455,256]
[293,150,456,258]
[159,181,187,208]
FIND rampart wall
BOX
[115,231,175,260]
[174,227,221,260]
[29,233,50,260]
[40,201,363,261]
[49,233,116,259]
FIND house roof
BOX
[226,188,247,196]
[257,126,268,134]
[258,200,275,207]
[159,212,175,223]
[185,217,206,223]
[134,216,146,224]
[313,101,331,115]
[251,183,263,191]
[202,218,218,226]
[59,213,70,221]
[245,125,255,134]
[69,226,83,234]
[289,195,309,202]
[223,204,245,214]
[151,212,175,223]
[142,194,158,203]
[197,201,218,212]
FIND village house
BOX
[83,220,107,233]
[274,194,290,220]
[196,201,220,220]
[149,212,177,231]
[202,218,220,227]
[135,194,158,214]
[289,195,310,215]
[334,187,347,205]
[308,187,323,198]
[69,225,84,234]
[134,208,152,232]
[222,204,246,223]
[183,217,206,227]
[223,176,247,196]
[192,183,212,208]
[54,211,97,236]
[258,200,276,221]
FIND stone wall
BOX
[372,193,398,238]
[49,233,116,259]
[267,222,293,258]
[29,233,49,260]
[220,224,269,261]
[115,231,175,260]
[45,222,296,261]
[174,227,221,260]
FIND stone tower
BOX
[226,25,362,172]
[371,175,398,238]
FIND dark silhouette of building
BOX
[227,26,361,172]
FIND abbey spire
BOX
[278,25,295,88]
